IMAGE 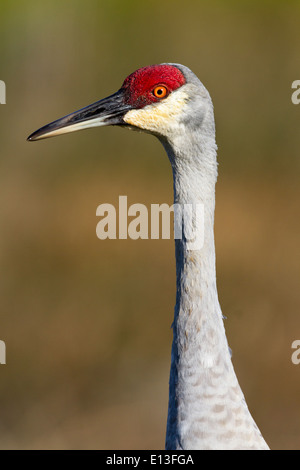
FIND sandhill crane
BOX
[28,63,269,450]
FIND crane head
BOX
[27,64,211,142]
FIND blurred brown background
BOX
[0,0,299,449]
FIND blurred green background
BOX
[0,0,300,449]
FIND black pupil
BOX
[157,88,163,95]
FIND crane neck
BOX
[161,131,223,366]
[160,126,219,307]
[160,130,268,450]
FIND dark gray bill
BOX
[27,89,131,141]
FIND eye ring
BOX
[153,85,168,99]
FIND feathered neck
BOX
[161,127,269,450]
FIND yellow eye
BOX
[153,85,168,99]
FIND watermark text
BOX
[0,340,6,364]
[0,80,6,104]
[291,80,300,105]
[96,196,204,250]
[291,340,300,365]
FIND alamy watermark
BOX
[0,80,6,104]
[96,196,204,250]
[291,80,300,105]
[0,340,6,364]
[291,340,300,365]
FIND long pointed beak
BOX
[27,89,131,141]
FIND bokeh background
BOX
[0,0,299,449]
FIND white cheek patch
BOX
[123,89,189,134]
